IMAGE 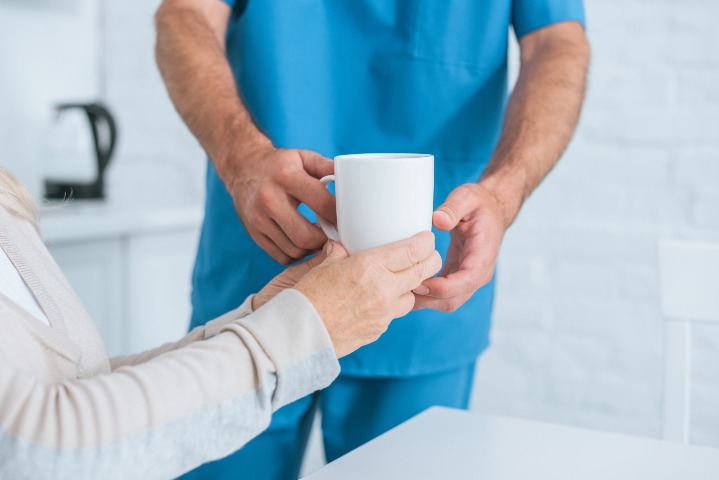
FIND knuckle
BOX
[478,271,493,288]
[420,232,435,251]
[431,251,443,274]
[250,232,266,247]
[368,330,383,344]
[295,237,313,251]
[460,182,480,198]
[278,256,293,266]
[248,211,264,226]
[256,186,274,207]
[404,294,417,312]
[356,254,377,274]
[405,241,420,265]
[286,245,305,259]
[371,286,390,308]
[412,295,426,310]
[452,298,465,311]
[284,222,306,245]
[295,230,320,250]
[275,164,295,184]
[442,202,461,219]
[443,204,461,220]
[378,322,390,336]
[373,316,390,334]
[412,261,426,283]
[434,283,449,298]
[441,299,460,313]
[464,275,479,294]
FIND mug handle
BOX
[317,175,339,241]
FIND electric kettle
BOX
[43,102,118,200]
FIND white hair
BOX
[0,167,39,231]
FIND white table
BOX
[303,407,719,479]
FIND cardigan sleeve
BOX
[108,295,255,370]
[0,289,339,480]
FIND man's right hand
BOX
[224,145,337,264]
[155,0,335,264]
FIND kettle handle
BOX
[85,103,117,177]
[57,102,118,178]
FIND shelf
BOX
[40,196,204,244]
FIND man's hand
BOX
[413,183,507,312]
[225,145,337,264]
[155,1,337,264]
[414,22,589,313]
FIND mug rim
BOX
[334,153,433,162]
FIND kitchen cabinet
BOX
[125,231,198,354]
[41,199,203,357]
[48,238,125,355]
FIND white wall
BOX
[475,0,719,449]
[0,0,204,204]
[104,0,204,204]
[0,0,100,196]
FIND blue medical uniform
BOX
[182,1,584,479]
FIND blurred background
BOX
[1,0,717,472]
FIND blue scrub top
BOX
[191,0,585,377]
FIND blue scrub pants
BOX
[180,362,476,480]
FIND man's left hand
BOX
[412,182,509,312]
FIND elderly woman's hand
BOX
[253,231,441,357]
[252,249,329,311]
[295,231,441,357]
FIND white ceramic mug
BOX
[317,153,434,255]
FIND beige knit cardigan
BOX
[0,207,340,479]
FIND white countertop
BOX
[304,407,719,480]
[39,196,204,244]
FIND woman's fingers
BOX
[284,246,328,278]
[366,231,436,272]
[394,250,443,293]
[320,240,349,265]
[390,291,417,319]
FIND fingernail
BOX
[413,285,429,295]
[325,242,333,255]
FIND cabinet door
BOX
[46,239,126,356]
[126,229,198,353]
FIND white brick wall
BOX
[475,0,719,449]
[0,0,100,196]
[101,0,719,453]
[104,0,205,203]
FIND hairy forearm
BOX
[480,23,590,227]
[155,1,271,181]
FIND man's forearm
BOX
[155,1,271,181]
[480,22,590,228]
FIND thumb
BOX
[321,240,348,265]
[302,249,328,270]
[278,249,327,281]
[433,185,475,231]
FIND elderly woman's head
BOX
[0,167,39,230]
